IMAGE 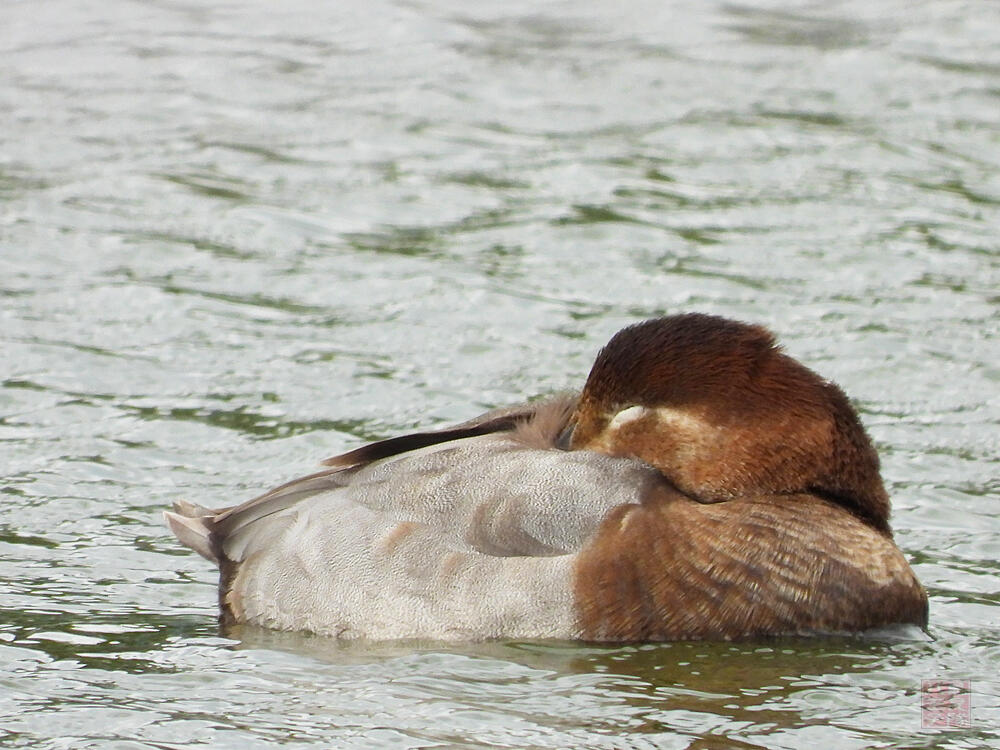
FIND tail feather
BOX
[164,505,218,564]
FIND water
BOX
[2,0,998,746]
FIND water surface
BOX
[2,0,998,747]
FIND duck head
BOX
[570,314,892,533]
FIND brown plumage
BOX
[570,313,925,639]
[571,314,891,533]
[573,483,926,641]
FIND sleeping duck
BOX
[165,313,928,641]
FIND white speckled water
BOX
[2,1,998,747]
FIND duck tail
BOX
[164,500,219,564]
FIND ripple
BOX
[2,0,999,746]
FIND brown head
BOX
[570,314,891,533]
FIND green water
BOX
[2,0,998,747]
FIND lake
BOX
[1,0,998,747]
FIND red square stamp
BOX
[922,679,971,728]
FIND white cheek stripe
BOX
[652,406,707,433]
[608,405,649,430]
[610,405,710,435]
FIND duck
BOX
[165,313,928,641]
